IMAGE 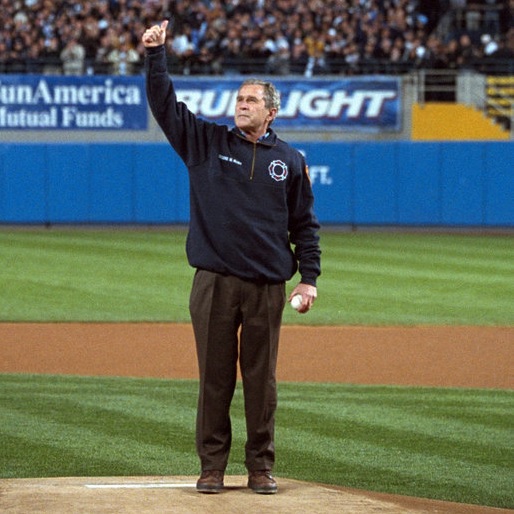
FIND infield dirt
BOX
[0,323,512,388]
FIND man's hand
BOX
[142,20,169,47]
[289,283,317,314]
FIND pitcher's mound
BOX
[0,476,509,514]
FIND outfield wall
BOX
[0,141,512,227]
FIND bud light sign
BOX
[175,77,401,132]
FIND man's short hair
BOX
[240,79,281,112]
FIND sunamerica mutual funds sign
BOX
[0,75,147,130]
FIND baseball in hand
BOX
[290,294,303,310]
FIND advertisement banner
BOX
[174,77,401,131]
[0,75,400,132]
[0,75,147,130]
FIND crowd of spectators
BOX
[0,0,512,77]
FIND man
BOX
[142,20,321,495]
[60,36,86,75]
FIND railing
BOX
[412,68,514,135]
[486,76,514,131]
[1,56,513,78]
[412,69,458,103]
[450,3,505,34]
[169,56,514,79]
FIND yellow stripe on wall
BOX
[411,103,509,141]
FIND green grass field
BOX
[0,228,512,325]
[1,374,513,508]
[0,228,513,508]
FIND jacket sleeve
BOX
[145,45,213,167]
[288,153,321,287]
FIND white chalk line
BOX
[85,483,196,489]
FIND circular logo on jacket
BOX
[268,160,288,182]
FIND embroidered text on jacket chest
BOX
[218,154,242,166]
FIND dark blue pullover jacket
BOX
[146,45,321,286]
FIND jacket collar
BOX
[232,127,277,146]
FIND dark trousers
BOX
[189,269,286,472]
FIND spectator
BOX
[219,25,246,74]
[79,14,102,75]
[342,40,361,75]
[481,33,499,56]
[170,24,196,74]
[41,36,62,75]
[324,27,345,73]
[6,38,29,74]
[25,42,45,74]
[107,38,139,75]
[303,29,327,77]
[106,37,140,75]
[488,27,514,58]
[289,32,309,74]
[265,32,291,75]
[190,44,222,75]
[0,41,7,73]
[95,31,116,74]
[443,37,461,69]
[60,36,86,75]
[456,33,480,68]
[1,0,511,76]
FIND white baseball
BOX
[290,294,303,310]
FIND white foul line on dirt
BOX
[85,483,197,489]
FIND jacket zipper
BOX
[250,142,257,180]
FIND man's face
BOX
[235,84,276,136]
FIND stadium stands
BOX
[0,0,512,76]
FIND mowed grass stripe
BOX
[279,407,511,469]
[274,385,513,506]
[0,375,513,508]
[277,441,509,507]
[1,433,153,478]
[325,234,513,282]
[328,232,512,254]
[323,233,513,276]
[0,229,512,324]
[316,232,513,326]
[0,229,192,321]
[278,387,513,463]
[279,401,513,457]
[0,377,198,477]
